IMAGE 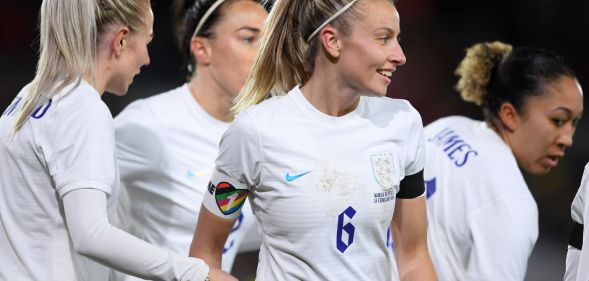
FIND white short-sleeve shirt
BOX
[424,116,538,281]
[202,86,425,280]
[112,84,258,279]
[564,163,589,281]
[0,80,119,280]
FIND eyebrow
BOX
[376,27,399,36]
[553,107,578,117]
[554,107,572,112]
[237,26,261,33]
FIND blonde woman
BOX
[0,0,233,280]
[424,42,583,280]
[112,0,268,279]
[189,0,437,280]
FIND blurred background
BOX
[1,0,587,280]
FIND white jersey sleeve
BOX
[63,188,209,281]
[404,105,425,176]
[43,91,116,197]
[565,247,581,281]
[565,163,589,281]
[202,112,262,219]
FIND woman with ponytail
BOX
[112,0,268,279]
[0,0,232,280]
[190,0,437,280]
[424,41,583,280]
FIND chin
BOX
[528,165,551,175]
[106,87,129,97]
[375,90,388,97]
[365,88,388,97]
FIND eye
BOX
[552,118,566,127]
[243,36,256,44]
[378,36,392,44]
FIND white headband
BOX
[306,0,359,42]
[192,0,226,38]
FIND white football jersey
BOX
[112,84,259,280]
[202,86,425,280]
[564,163,589,281]
[0,80,118,280]
[424,116,538,281]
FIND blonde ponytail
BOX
[13,0,96,132]
[13,0,149,133]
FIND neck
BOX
[300,63,360,117]
[188,71,235,122]
[84,55,107,96]
[489,119,512,147]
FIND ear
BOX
[190,36,212,65]
[319,26,341,59]
[498,102,519,131]
[111,26,130,58]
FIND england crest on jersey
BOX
[371,154,395,190]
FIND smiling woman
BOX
[423,41,583,281]
[189,0,437,280]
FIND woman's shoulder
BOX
[122,84,187,115]
[426,116,478,130]
[366,96,416,111]
[238,94,287,120]
[362,96,422,127]
[52,80,111,120]
[139,84,188,107]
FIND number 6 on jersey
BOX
[336,206,356,253]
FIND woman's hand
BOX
[209,267,239,281]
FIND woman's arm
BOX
[392,196,437,281]
[189,206,237,270]
[63,188,236,281]
[190,205,239,281]
[189,112,261,279]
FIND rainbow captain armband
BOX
[203,174,249,219]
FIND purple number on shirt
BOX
[387,227,396,252]
[425,177,437,199]
[336,206,356,253]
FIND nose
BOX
[556,125,575,150]
[144,51,151,66]
[389,41,406,67]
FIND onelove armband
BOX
[202,171,250,220]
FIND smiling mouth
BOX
[377,70,393,78]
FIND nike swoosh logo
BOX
[285,171,311,182]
